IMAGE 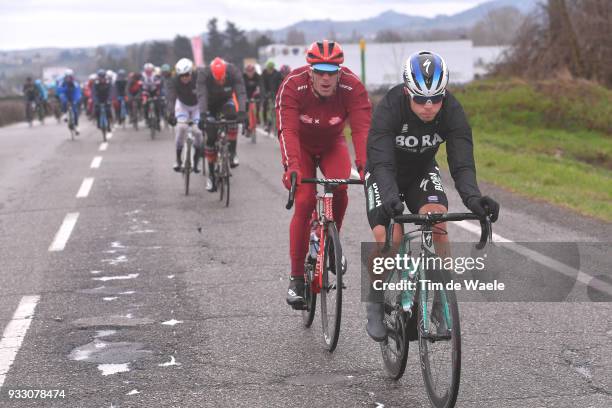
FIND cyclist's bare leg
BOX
[419,203,450,258]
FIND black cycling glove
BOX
[467,196,500,222]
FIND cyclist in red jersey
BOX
[277,40,372,307]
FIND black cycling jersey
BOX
[196,63,246,113]
[243,72,261,99]
[366,84,481,208]
[23,83,38,101]
[261,69,281,98]
[166,71,198,109]
[115,79,127,97]
[93,80,112,104]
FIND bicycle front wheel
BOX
[184,143,192,196]
[418,269,461,408]
[223,158,230,207]
[320,222,342,352]
[380,269,411,379]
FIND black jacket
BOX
[366,84,481,207]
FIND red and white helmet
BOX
[306,40,344,72]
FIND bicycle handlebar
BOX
[286,172,297,210]
[301,178,364,185]
[204,118,241,126]
[383,213,492,253]
[285,176,363,210]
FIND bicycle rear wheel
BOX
[418,268,461,408]
[320,222,342,352]
[302,262,317,327]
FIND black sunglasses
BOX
[410,92,445,105]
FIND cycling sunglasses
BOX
[312,69,339,76]
[409,91,445,105]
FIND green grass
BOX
[442,78,612,221]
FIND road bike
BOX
[118,96,128,130]
[25,100,35,127]
[97,102,111,142]
[129,97,140,131]
[264,94,276,136]
[49,97,62,124]
[143,93,160,139]
[205,117,239,207]
[35,99,45,125]
[245,97,259,143]
[181,121,198,196]
[377,212,491,408]
[66,101,77,140]
[286,174,363,351]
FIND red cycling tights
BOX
[290,140,351,277]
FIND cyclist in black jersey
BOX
[363,51,500,341]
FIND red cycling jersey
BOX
[276,65,371,170]
[276,65,371,277]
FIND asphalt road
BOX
[0,118,610,408]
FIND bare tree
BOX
[470,7,525,46]
[494,0,612,86]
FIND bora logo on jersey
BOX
[395,133,443,149]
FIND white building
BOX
[259,40,507,88]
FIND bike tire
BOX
[217,161,224,202]
[68,109,75,140]
[223,158,230,207]
[320,222,342,352]
[302,262,317,327]
[418,269,461,408]
[184,143,192,196]
[380,268,412,379]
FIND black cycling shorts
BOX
[364,162,448,228]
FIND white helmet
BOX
[175,58,194,75]
[64,68,74,77]
[143,62,154,72]
[403,51,449,97]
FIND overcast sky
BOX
[0,0,490,51]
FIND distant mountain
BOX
[271,0,539,42]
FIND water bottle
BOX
[308,230,320,261]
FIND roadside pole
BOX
[359,39,366,84]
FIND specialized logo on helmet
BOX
[423,59,432,75]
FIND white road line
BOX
[455,220,612,296]
[0,295,41,388]
[48,212,79,252]
[90,156,103,169]
[76,177,94,198]
[99,142,108,151]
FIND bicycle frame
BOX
[290,177,364,293]
[383,214,491,337]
